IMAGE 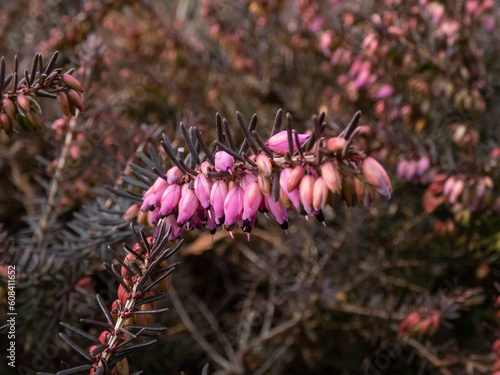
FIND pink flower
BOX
[214,151,235,173]
[264,194,288,230]
[160,184,181,216]
[194,173,212,209]
[299,175,316,214]
[243,181,263,223]
[177,186,199,225]
[224,186,244,226]
[266,131,309,153]
[240,172,257,190]
[362,157,392,198]
[279,167,300,209]
[375,84,395,99]
[141,177,168,210]
[210,180,228,221]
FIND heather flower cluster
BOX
[423,173,493,217]
[125,110,392,239]
[397,154,433,185]
[0,52,84,135]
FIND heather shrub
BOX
[1,1,500,374]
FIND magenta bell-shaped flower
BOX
[160,184,181,216]
[266,130,309,153]
[264,194,288,230]
[211,180,228,222]
[141,177,168,210]
[240,172,258,190]
[177,186,200,225]
[194,173,212,209]
[214,151,235,174]
[243,181,263,222]
[224,186,244,226]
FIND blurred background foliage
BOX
[1,0,500,374]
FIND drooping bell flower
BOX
[141,177,168,211]
[312,177,328,211]
[299,175,315,215]
[210,180,228,222]
[224,186,244,226]
[240,172,258,190]
[177,186,200,225]
[243,181,263,224]
[264,194,288,230]
[194,173,212,209]
[160,184,181,216]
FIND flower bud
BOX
[0,113,12,135]
[67,89,84,112]
[117,284,128,304]
[256,153,273,177]
[166,166,183,184]
[200,161,212,176]
[16,94,31,112]
[99,331,110,344]
[313,177,328,211]
[124,204,140,221]
[57,92,71,117]
[299,175,315,214]
[321,161,342,193]
[267,130,309,153]
[135,303,153,326]
[62,73,85,93]
[257,173,272,195]
[2,98,16,119]
[362,157,392,198]
[27,110,43,129]
[287,165,306,192]
[326,137,347,152]
[214,151,235,173]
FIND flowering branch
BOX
[44,220,180,375]
[125,110,393,239]
[0,51,84,135]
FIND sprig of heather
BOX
[125,110,392,239]
[43,221,180,375]
[0,51,84,135]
